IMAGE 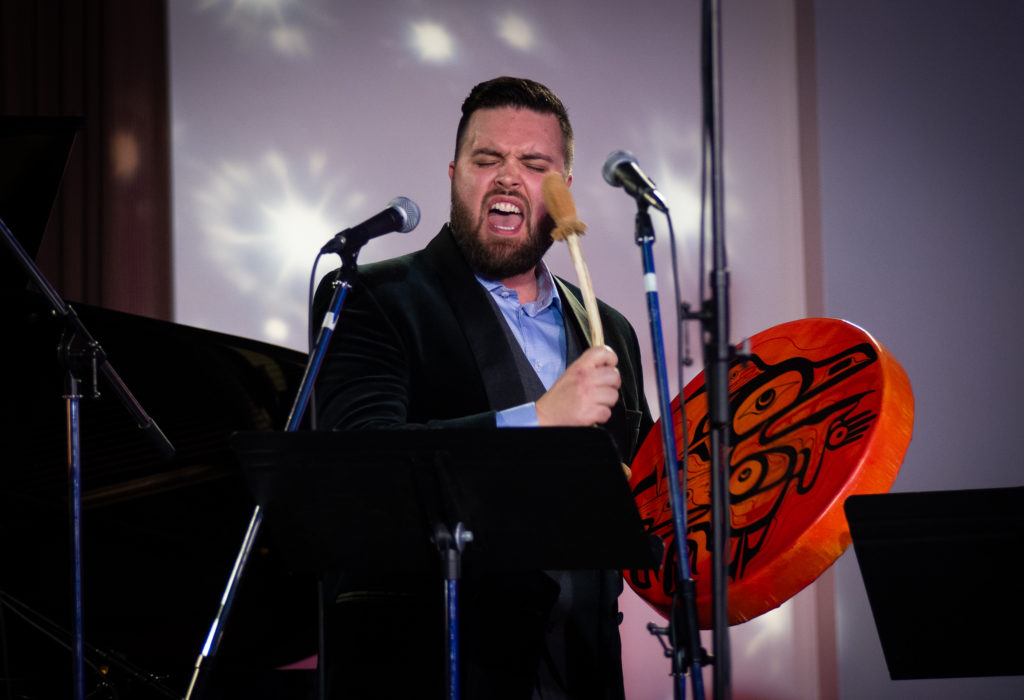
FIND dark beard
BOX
[449,189,554,281]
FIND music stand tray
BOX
[232,427,657,577]
[845,486,1024,680]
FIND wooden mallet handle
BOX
[542,172,604,347]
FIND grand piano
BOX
[1,119,317,698]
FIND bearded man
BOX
[314,76,653,700]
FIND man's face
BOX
[448,106,571,281]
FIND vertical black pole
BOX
[702,0,732,697]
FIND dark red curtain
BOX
[1,0,172,320]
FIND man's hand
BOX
[536,345,621,427]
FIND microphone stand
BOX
[184,244,358,700]
[699,0,733,696]
[0,216,175,700]
[637,3,733,697]
[633,205,707,700]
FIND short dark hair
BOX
[454,76,574,174]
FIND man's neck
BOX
[500,267,540,304]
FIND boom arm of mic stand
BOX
[632,204,706,700]
[1,216,176,460]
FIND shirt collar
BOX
[475,262,562,313]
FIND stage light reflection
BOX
[211,0,294,22]
[655,160,702,240]
[263,316,291,343]
[409,21,455,63]
[738,604,790,678]
[197,0,313,58]
[495,13,535,51]
[269,24,311,56]
[192,149,356,349]
[645,121,703,241]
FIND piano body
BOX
[1,290,318,698]
[1,115,321,698]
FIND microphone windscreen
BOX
[602,150,636,187]
[388,196,421,233]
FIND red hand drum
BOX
[625,318,914,627]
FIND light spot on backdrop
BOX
[738,605,789,678]
[495,13,535,51]
[647,121,703,243]
[588,117,703,249]
[409,21,455,63]
[263,316,291,344]
[269,24,311,57]
[193,149,361,348]
[197,0,315,58]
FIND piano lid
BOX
[0,116,83,293]
[1,289,309,504]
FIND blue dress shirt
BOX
[476,263,567,427]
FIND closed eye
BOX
[520,154,552,170]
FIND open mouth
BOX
[486,199,525,233]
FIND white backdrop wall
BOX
[169,1,826,698]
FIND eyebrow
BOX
[520,152,554,163]
[470,147,554,164]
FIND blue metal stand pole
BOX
[65,380,85,700]
[634,206,706,700]
[437,522,472,700]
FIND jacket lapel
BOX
[425,227,530,411]
[555,277,594,349]
[425,228,634,458]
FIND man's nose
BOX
[495,160,522,190]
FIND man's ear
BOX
[448,161,455,181]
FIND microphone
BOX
[320,196,420,254]
[601,150,668,212]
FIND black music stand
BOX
[844,486,1024,680]
[232,427,658,698]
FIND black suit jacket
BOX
[314,225,654,699]
[316,225,652,451]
